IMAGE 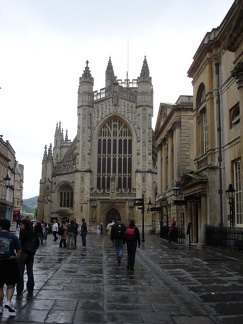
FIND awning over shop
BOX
[13,209,20,216]
[0,204,7,212]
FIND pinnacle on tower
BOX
[82,60,92,79]
[78,60,94,107]
[65,130,68,141]
[140,56,150,79]
[105,57,115,87]
[47,144,53,161]
[43,145,47,160]
[79,60,93,83]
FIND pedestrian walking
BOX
[73,218,79,247]
[59,220,68,248]
[100,223,103,235]
[42,221,48,242]
[125,218,140,271]
[52,219,59,241]
[0,219,22,316]
[34,221,44,245]
[168,217,176,243]
[106,220,114,247]
[67,220,76,249]
[80,218,87,247]
[17,218,39,297]
[110,216,126,264]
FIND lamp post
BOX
[0,174,11,219]
[226,184,236,228]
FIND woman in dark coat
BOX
[17,219,39,296]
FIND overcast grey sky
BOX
[0,0,234,199]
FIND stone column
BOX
[161,139,166,193]
[167,130,173,189]
[157,144,162,194]
[172,121,181,183]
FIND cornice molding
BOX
[231,62,243,89]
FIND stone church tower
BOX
[37,57,157,231]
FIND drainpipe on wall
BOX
[215,62,223,227]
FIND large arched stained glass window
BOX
[97,118,132,191]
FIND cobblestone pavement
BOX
[0,233,243,324]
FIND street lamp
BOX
[0,174,11,220]
[173,186,180,197]
[226,184,236,228]
[0,174,11,187]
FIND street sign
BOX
[134,198,144,207]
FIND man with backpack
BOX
[125,218,140,271]
[110,216,126,264]
[0,219,22,316]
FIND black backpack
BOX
[58,225,64,236]
[114,222,125,239]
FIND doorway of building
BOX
[106,208,120,226]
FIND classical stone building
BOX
[154,0,243,246]
[37,57,157,231]
[13,162,24,222]
[186,0,243,244]
[154,96,194,240]
[154,0,242,246]
[0,135,23,222]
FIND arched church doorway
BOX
[106,208,120,226]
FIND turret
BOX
[54,122,63,148]
[47,144,53,162]
[41,145,48,180]
[65,130,69,142]
[137,56,153,108]
[105,57,115,88]
[77,60,94,108]
[41,143,53,182]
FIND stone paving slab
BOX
[0,233,242,323]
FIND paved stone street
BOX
[1,233,243,324]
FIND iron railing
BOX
[206,226,243,252]
[160,226,185,243]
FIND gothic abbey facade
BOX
[37,57,157,230]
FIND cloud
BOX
[0,0,234,198]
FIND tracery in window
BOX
[59,184,73,208]
[97,118,132,191]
